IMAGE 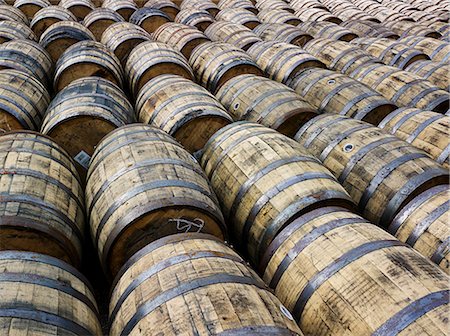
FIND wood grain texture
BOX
[253,23,313,47]
[0,20,37,43]
[204,21,262,51]
[143,0,179,20]
[400,36,450,63]
[218,0,256,13]
[129,7,172,34]
[298,20,358,41]
[179,0,219,17]
[83,8,124,41]
[102,0,137,20]
[385,20,441,39]
[216,8,261,29]
[13,0,50,19]
[295,7,342,24]
[0,4,28,24]
[30,5,76,38]
[257,9,301,26]
[175,8,214,31]
[59,0,94,20]
[341,19,399,39]
[405,60,450,91]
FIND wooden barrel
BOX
[261,206,450,336]
[298,20,358,41]
[405,60,449,91]
[247,41,326,84]
[333,7,380,23]
[287,68,397,125]
[0,4,28,25]
[295,8,342,24]
[303,38,379,76]
[257,9,301,25]
[180,0,219,17]
[290,0,326,10]
[85,125,226,276]
[0,70,50,132]
[349,63,450,113]
[218,0,257,14]
[0,39,52,88]
[389,185,449,273]
[295,114,449,225]
[59,0,94,20]
[201,122,354,263]
[0,251,102,335]
[101,22,152,66]
[54,40,124,93]
[136,74,232,153]
[215,74,317,136]
[175,8,214,31]
[126,41,194,97]
[256,0,293,12]
[253,23,313,47]
[189,41,263,94]
[82,8,124,41]
[41,77,134,179]
[379,108,450,168]
[385,20,442,39]
[351,37,430,70]
[102,0,137,20]
[0,132,84,266]
[153,22,210,59]
[144,0,179,20]
[400,37,450,63]
[30,5,76,38]
[216,8,261,29]
[0,20,36,43]
[129,7,171,34]
[341,19,399,39]
[431,21,450,37]
[13,0,49,18]
[204,21,262,51]
[109,233,303,336]
[39,21,95,64]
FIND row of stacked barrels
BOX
[0,0,448,335]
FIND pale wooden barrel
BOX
[0,131,84,266]
[59,0,94,20]
[144,0,179,20]
[261,206,449,336]
[290,0,326,10]
[0,251,102,335]
[0,39,52,88]
[253,23,313,47]
[129,8,171,34]
[431,21,450,37]
[295,114,449,225]
[189,41,263,94]
[329,5,381,23]
[405,60,449,92]
[399,37,450,63]
[126,41,194,97]
[295,8,342,24]
[385,20,441,39]
[41,77,134,179]
[180,0,219,17]
[298,20,358,41]
[351,37,430,70]
[215,74,317,136]
[218,0,257,14]
[257,0,293,12]
[13,0,49,18]
[204,21,262,51]
[153,22,210,59]
[30,5,76,38]
[303,37,379,75]
[175,8,214,31]
[247,41,326,84]
[109,233,303,336]
[0,69,50,132]
[0,4,28,25]
[349,63,450,113]
[54,40,124,93]
[135,74,232,152]
[287,68,397,125]
[341,19,399,39]
[0,20,36,43]
[82,8,124,41]
[200,122,354,264]
[389,185,449,273]
[39,20,95,64]
[216,8,260,29]
[86,125,226,277]
[257,9,301,25]
[379,108,450,168]
[102,0,137,20]
[101,22,152,66]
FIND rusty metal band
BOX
[431,237,450,264]
[0,194,83,241]
[390,108,424,133]
[372,290,450,336]
[302,115,347,149]
[268,216,367,289]
[110,251,244,323]
[358,152,429,213]
[319,81,356,111]
[0,308,93,335]
[319,124,371,162]
[406,114,444,143]
[436,144,450,165]
[390,79,424,104]
[380,168,449,226]
[119,274,268,336]
[292,239,407,320]
[388,185,447,236]
[406,200,449,247]
[217,326,299,335]
[0,99,38,130]
[420,93,450,113]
